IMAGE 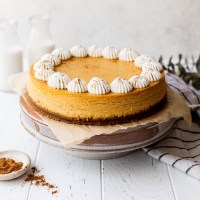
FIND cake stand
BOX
[20,97,176,159]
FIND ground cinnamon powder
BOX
[25,167,58,195]
[0,158,23,174]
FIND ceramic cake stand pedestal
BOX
[20,97,176,160]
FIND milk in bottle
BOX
[0,19,23,92]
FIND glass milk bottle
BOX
[0,19,23,92]
[27,14,55,66]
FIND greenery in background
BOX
[159,55,200,90]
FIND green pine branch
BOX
[159,54,200,90]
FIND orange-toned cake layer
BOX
[27,57,167,125]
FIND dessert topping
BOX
[33,60,54,71]
[88,45,102,57]
[70,45,88,58]
[88,77,110,95]
[111,78,133,93]
[102,46,119,59]
[142,60,163,72]
[67,78,87,93]
[140,68,162,82]
[129,75,150,88]
[119,48,139,62]
[35,68,55,81]
[52,48,71,60]
[41,53,61,66]
[135,55,156,68]
[48,72,71,89]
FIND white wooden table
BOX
[1,91,200,200]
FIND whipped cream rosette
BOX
[35,68,55,81]
[48,72,71,89]
[141,69,162,82]
[33,60,54,71]
[119,48,139,62]
[70,45,88,58]
[88,77,110,95]
[41,53,61,66]
[52,48,71,60]
[111,78,133,93]
[88,45,102,57]
[67,78,87,93]
[129,75,150,88]
[142,60,163,72]
[135,55,156,68]
[102,46,119,59]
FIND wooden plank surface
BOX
[102,150,175,200]
[27,144,102,200]
[0,93,39,200]
[168,166,200,200]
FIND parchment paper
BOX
[9,72,192,147]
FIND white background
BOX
[0,0,199,58]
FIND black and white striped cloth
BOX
[143,73,200,180]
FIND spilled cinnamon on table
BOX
[25,167,58,195]
[0,158,23,174]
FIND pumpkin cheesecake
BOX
[26,45,167,125]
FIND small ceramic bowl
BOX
[0,150,31,181]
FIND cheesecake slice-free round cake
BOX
[27,45,167,125]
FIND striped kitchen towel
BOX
[143,73,200,180]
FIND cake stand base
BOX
[20,97,176,160]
